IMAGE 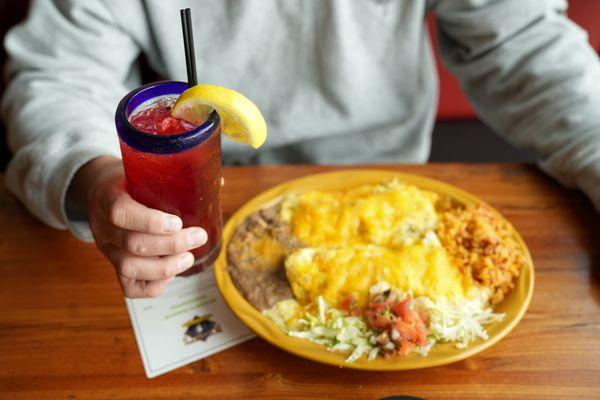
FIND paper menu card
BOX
[125,267,255,378]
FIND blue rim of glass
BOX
[115,80,220,155]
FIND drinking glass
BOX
[115,81,222,274]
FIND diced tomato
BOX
[394,319,420,342]
[340,294,362,317]
[368,301,387,315]
[391,298,417,323]
[391,300,405,318]
[340,295,356,311]
[348,308,362,317]
[365,288,431,357]
[366,309,392,330]
[414,320,429,346]
[398,341,415,356]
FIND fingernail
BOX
[164,216,182,232]
[187,228,207,247]
[177,252,194,271]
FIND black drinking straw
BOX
[180,8,198,86]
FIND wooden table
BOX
[1,164,599,400]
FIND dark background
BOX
[0,1,598,171]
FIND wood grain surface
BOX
[0,164,599,400]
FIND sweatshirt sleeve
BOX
[432,0,600,211]
[1,0,141,240]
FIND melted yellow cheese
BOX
[280,180,439,248]
[285,244,471,307]
[279,180,472,308]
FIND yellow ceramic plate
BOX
[214,169,534,370]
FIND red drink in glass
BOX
[115,81,222,274]
[129,98,198,135]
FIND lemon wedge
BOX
[172,84,267,148]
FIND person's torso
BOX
[112,0,438,164]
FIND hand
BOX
[72,157,207,298]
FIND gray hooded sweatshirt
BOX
[2,0,600,241]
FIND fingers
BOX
[120,276,175,298]
[95,177,206,298]
[105,244,195,281]
[116,227,207,256]
[107,189,183,234]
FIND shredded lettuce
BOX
[263,285,505,362]
[415,288,504,348]
[265,296,377,362]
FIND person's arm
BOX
[1,0,204,297]
[1,0,135,238]
[431,0,600,210]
